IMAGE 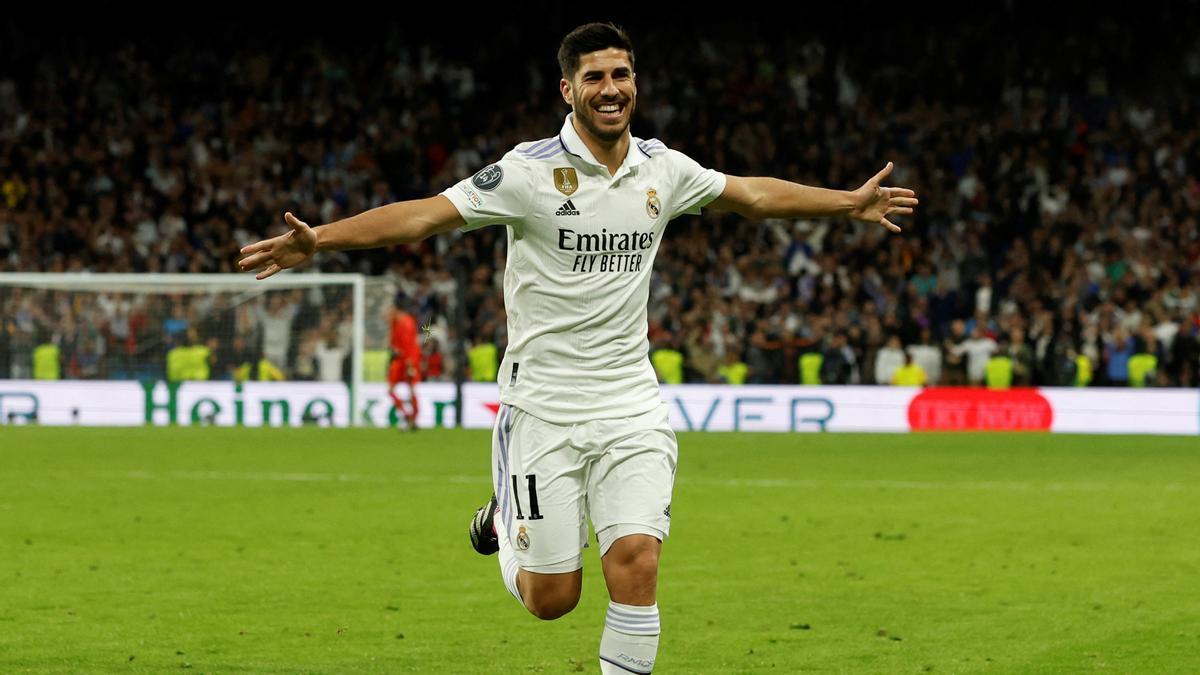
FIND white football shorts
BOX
[490,402,677,574]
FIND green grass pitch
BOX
[1,427,1198,674]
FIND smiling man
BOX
[237,23,917,673]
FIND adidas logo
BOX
[555,200,580,216]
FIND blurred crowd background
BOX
[2,4,1198,387]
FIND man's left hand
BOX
[850,162,918,233]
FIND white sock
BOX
[495,511,522,603]
[599,601,660,674]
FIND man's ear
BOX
[559,78,573,106]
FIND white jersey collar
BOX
[558,113,649,176]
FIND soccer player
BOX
[237,23,917,673]
[387,294,422,430]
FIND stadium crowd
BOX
[1,9,1198,387]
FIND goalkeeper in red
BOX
[239,22,917,674]
[388,295,422,430]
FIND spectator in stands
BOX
[746,320,783,385]
[423,341,445,382]
[258,293,299,376]
[718,349,748,385]
[1104,327,1135,387]
[3,294,37,378]
[217,334,255,382]
[293,332,319,381]
[874,334,905,385]
[891,353,928,387]
[315,328,349,383]
[651,336,685,386]
[468,333,499,383]
[941,319,969,386]
[985,338,1015,390]
[684,324,720,384]
[1008,327,1036,387]
[960,323,999,386]
[907,327,942,386]
[820,332,856,385]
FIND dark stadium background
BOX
[1,3,1197,387]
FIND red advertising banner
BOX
[908,387,1053,431]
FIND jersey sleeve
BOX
[440,152,534,232]
[666,149,727,219]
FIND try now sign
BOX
[908,388,1054,431]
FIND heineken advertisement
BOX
[0,380,459,428]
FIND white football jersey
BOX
[442,113,726,424]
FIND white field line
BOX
[114,470,482,484]
[102,470,1189,493]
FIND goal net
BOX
[0,273,366,426]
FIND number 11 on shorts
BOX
[511,474,544,520]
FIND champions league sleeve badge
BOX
[646,188,661,219]
[472,164,504,191]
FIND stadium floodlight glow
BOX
[0,273,368,427]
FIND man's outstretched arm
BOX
[237,196,465,279]
[708,162,918,232]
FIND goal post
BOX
[0,272,368,427]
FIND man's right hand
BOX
[238,212,318,280]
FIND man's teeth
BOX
[598,104,620,112]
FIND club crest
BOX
[516,526,530,550]
[646,188,662,219]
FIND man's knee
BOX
[521,569,582,620]
[602,534,661,603]
[605,534,661,573]
[525,592,579,621]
